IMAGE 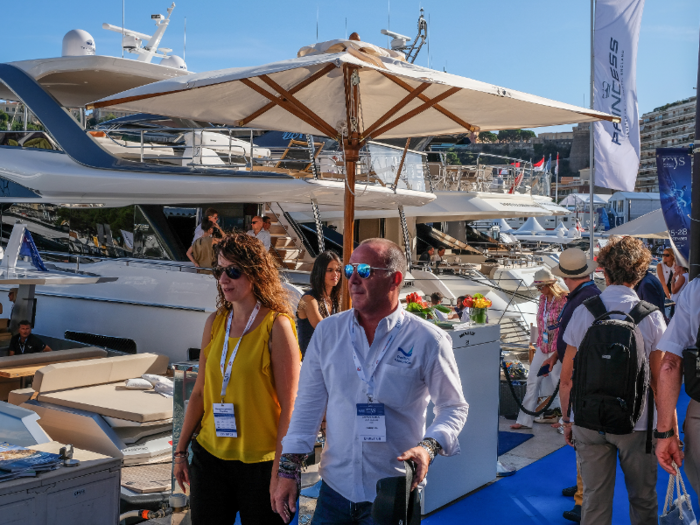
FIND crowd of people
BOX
[175,211,700,525]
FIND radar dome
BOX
[160,55,187,70]
[62,29,96,57]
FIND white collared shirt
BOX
[246,229,271,250]
[658,278,700,357]
[563,285,667,431]
[282,306,468,503]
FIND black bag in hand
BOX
[372,460,421,525]
[682,323,700,402]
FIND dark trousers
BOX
[189,440,287,525]
[311,481,375,525]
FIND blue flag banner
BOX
[18,230,48,272]
[597,207,611,231]
[656,148,692,264]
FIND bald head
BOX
[359,238,406,282]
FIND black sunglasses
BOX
[213,265,243,280]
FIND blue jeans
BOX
[311,481,376,525]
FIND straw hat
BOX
[551,248,598,279]
[533,268,557,284]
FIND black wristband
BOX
[653,428,676,439]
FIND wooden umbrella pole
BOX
[392,138,411,190]
[341,64,361,311]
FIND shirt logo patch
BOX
[395,346,413,365]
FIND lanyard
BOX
[18,338,27,354]
[350,309,405,402]
[219,302,261,402]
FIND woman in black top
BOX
[296,251,342,357]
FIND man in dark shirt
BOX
[8,320,52,356]
[419,246,434,262]
[543,248,600,523]
[635,270,667,322]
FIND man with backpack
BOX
[655,277,700,491]
[558,237,667,525]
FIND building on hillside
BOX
[551,168,613,199]
[531,131,574,148]
[638,96,695,192]
[569,123,590,174]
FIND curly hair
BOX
[214,231,292,316]
[308,251,342,314]
[596,236,651,286]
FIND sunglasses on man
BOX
[343,263,392,279]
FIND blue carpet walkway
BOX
[425,391,697,524]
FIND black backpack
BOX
[570,296,658,438]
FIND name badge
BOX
[542,331,549,344]
[213,403,237,438]
[357,403,386,442]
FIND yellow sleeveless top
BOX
[197,310,298,462]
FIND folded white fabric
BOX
[124,378,154,390]
[142,374,174,398]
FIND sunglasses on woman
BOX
[213,265,243,280]
[344,263,392,279]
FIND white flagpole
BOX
[589,0,595,258]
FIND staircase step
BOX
[269,225,287,235]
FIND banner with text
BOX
[593,0,645,192]
[656,148,691,265]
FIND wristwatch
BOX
[653,428,676,439]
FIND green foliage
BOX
[445,150,460,165]
[0,110,8,123]
[495,129,536,143]
[478,131,498,143]
[11,121,44,131]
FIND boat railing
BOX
[88,126,431,192]
[427,151,553,198]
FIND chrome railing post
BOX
[140,130,144,163]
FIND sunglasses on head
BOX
[344,263,392,279]
[213,265,243,280]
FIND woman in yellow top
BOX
[174,232,301,525]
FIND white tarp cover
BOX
[605,208,669,239]
[495,218,514,232]
[593,0,644,192]
[554,221,569,234]
[90,40,617,139]
[515,217,546,234]
[558,194,611,206]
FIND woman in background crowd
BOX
[174,232,300,524]
[511,268,567,429]
[296,251,342,358]
[670,263,689,304]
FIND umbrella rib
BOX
[380,72,479,132]
[365,86,462,141]
[238,78,334,137]
[362,82,431,140]
[258,75,337,138]
[238,63,336,127]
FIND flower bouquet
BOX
[405,292,451,322]
[462,293,492,324]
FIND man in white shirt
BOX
[559,237,666,525]
[246,216,271,250]
[272,238,468,524]
[656,278,700,492]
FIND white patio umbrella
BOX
[90,36,617,307]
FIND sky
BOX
[1,0,699,134]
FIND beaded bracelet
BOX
[418,438,442,463]
[277,453,308,486]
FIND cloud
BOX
[643,25,698,42]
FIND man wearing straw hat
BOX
[542,248,601,523]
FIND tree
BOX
[518,130,536,141]
[445,150,460,165]
[478,131,498,143]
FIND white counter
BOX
[422,322,500,514]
